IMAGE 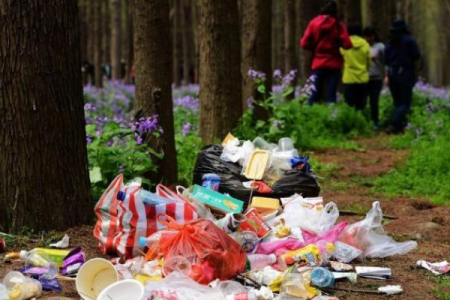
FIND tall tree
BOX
[340,0,362,24]
[134,0,178,183]
[87,0,95,62]
[111,0,122,79]
[198,0,242,143]
[79,0,88,63]
[180,0,191,85]
[124,0,134,83]
[172,0,181,87]
[94,0,103,87]
[191,0,199,83]
[103,0,111,66]
[0,0,92,232]
[284,0,296,99]
[241,0,272,116]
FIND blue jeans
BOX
[308,69,341,105]
[388,73,415,131]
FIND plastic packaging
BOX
[202,173,221,191]
[338,201,417,259]
[226,292,258,300]
[157,214,247,284]
[416,260,450,275]
[0,283,8,299]
[278,138,296,152]
[247,254,277,271]
[20,248,70,267]
[162,256,192,277]
[333,241,362,263]
[280,273,319,300]
[278,243,334,269]
[234,231,260,254]
[145,272,224,300]
[283,199,339,235]
[248,266,282,286]
[253,137,277,151]
[310,267,335,288]
[3,272,42,300]
[61,246,85,276]
[98,279,144,300]
[20,250,59,279]
[117,188,176,205]
[215,213,247,233]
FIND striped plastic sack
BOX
[114,186,198,260]
[93,174,124,255]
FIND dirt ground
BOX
[1,135,449,299]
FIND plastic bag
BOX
[284,198,339,234]
[221,138,255,166]
[145,272,225,300]
[338,201,417,259]
[157,214,247,284]
[193,145,320,203]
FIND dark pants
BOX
[368,79,383,125]
[344,83,368,111]
[308,69,341,105]
[388,74,415,131]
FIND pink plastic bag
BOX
[257,222,348,256]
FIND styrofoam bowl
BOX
[97,279,144,300]
[76,258,119,300]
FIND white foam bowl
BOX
[97,279,144,300]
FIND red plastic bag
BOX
[158,214,247,284]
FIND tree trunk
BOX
[191,0,199,83]
[198,0,242,144]
[94,0,103,87]
[87,0,95,63]
[103,0,111,67]
[172,0,181,87]
[134,0,178,184]
[111,0,122,80]
[241,0,272,117]
[79,0,88,63]
[284,0,296,100]
[124,0,134,83]
[181,0,191,85]
[0,0,92,232]
[344,0,362,24]
[272,1,284,73]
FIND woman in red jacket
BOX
[301,0,352,105]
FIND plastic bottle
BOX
[253,137,277,151]
[202,173,221,191]
[247,254,277,271]
[225,292,258,300]
[117,189,176,205]
[310,267,335,288]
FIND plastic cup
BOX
[3,272,42,300]
[162,256,192,277]
[235,231,260,254]
[76,258,119,300]
[97,279,144,300]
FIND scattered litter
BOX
[49,234,70,249]
[378,285,403,295]
[355,266,391,280]
[416,260,450,275]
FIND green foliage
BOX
[375,90,450,204]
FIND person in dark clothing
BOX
[300,0,352,104]
[82,60,95,85]
[385,19,421,133]
[363,27,385,130]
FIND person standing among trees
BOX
[340,23,371,111]
[300,0,352,105]
[363,26,385,130]
[385,19,421,134]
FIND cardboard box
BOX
[250,197,281,213]
[192,185,243,213]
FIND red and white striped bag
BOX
[93,174,123,254]
[114,185,198,259]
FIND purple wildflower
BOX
[119,166,126,173]
[273,69,282,79]
[84,103,97,111]
[272,120,280,128]
[248,68,266,80]
[182,122,191,136]
[246,96,255,109]
[86,136,92,144]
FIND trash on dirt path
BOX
[49,234,70,249]
[76,258,119,300]
[61,247,85,276]
[416,260,450,275]
[20,248,70,268]
[330,261,353,272]
[355,266,391,280]
[378,285,403,295]
[3,271,42,300]
[332,272,357,284]
[98,279,144,300]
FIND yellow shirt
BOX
[340,35,371,84]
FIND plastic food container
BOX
[97,279,144,300]
[244,150,270,180]
[3,272,42,300]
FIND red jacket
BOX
[301,15,353,70]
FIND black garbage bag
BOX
[193,145,321,205]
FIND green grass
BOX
[433,276,450,300]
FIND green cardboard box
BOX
[192,185,244,213]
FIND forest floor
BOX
[1,135,450,300]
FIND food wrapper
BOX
[61,247,85,275]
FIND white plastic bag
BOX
[145,272,225,300]
[221,139,255,166]
[338,201,417,259]
[283,198,339,234]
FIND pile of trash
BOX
[0,135,431,300]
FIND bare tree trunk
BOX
[134,0,178,184]
[284,0,296,100]
[191,0,199,83]
[111,0,122,80]
[103,0,111,68]
[198,0,242,143]
[79,0,89,85]
[0,0,92,232]
[87,0,95,63]
[181,0,191,85]
[172,0,181,87]
[124,0,134,83]
[272,1,284,73]
[241,0,272,118]
[94,0,103,87]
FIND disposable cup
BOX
[76,258,119,300]
[97,279,144,300]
